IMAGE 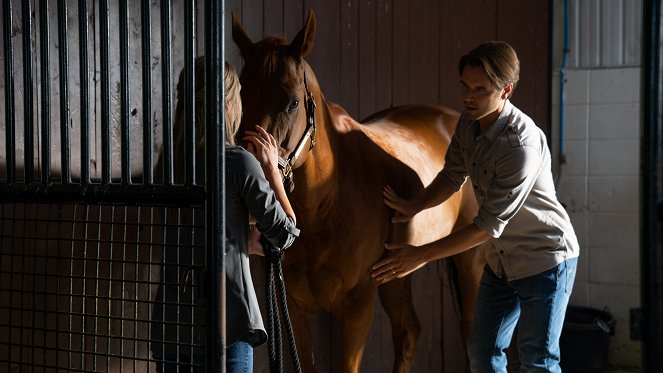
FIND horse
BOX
[232,10,485,373]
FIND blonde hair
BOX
[169,59,243,183]
[224,62,242,145]
[458,41,520,98]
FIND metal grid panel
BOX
[0,202,206,372]
[0,0,225,369]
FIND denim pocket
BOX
[563,257,578,294]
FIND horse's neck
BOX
[294,102,348,213]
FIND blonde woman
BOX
[151,61,299,373]
[223,61,299,372]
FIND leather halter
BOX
[277,71,316,190]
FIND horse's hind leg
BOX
[451,243,486,344]
[378,277,420,373]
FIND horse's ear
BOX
[231,11,253,56]
[289,9,316,58]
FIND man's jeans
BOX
[467,257,578,373]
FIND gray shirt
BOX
[439,100,579,280]
[225,144,300,346]
[150,145,300,360]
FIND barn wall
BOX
[226,1,551,372]
[0,0,552,371]
[226,0,552,131]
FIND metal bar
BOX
[0,183,206,205]
[0,203,4,372]
[2,0,16,183]
[100,0,111,184]
[184,0,195,186]
[161,0,174,185]
[80,203,90,370]
[78,0,90,184]
[92,205,102,369]
[141,0,153,185]
[106,205,114,372]
[22,0,34,183]
[642,0,663,370]
[119,205,127,369]
[58,0,71,183]
[205,0,225,370]
[38,0,51,183]
[68,203,76,368]
[119,0,131,184]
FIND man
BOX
[371,41,579,372]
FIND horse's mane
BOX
[244,36,290,86]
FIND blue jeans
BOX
[467,257,577,373]
[154,339,253,373]
[226,339,254,373]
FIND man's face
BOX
[460,65,508,126]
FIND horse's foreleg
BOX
[286,296,317,373]
[334,284,378,373]
[378,277,420,373]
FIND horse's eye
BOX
[287,98,300,113]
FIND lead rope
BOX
[264,69,314,373]
[263,237,303,373]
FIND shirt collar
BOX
[478,99,514,141]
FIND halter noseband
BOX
[277,70,316,191]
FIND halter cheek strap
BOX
[277,70,316,191]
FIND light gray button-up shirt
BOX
[439,100,579,280]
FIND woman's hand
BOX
[370,242,428,283]
[383,185,418,223]
[248,226,265,256]
[243,125,280,179]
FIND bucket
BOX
[559,305,616,373]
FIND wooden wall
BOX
[225,1,551,372]
[225,0,551,131]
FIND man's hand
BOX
[370,242,428,283]
[383,185,418,223]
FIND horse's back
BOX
[358,104,460,183]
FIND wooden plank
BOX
[375,0,393,112]
[438,0,497,112]
[407,0,440,104]
[284,0,304,42]
[306,1,341,108]
[497,0,551,132]
[391,0,409,106]
[263,0,284,35]
[339,0,359,116]
[358,0,377,120]
[224,0,243,68]
[242,0,264,42]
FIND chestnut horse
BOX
[233,10,485,373]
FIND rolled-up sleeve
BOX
[474,145,541,238]
[238,154,300,251]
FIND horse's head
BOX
[232,10,318,188]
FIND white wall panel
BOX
[570,0,641,68]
